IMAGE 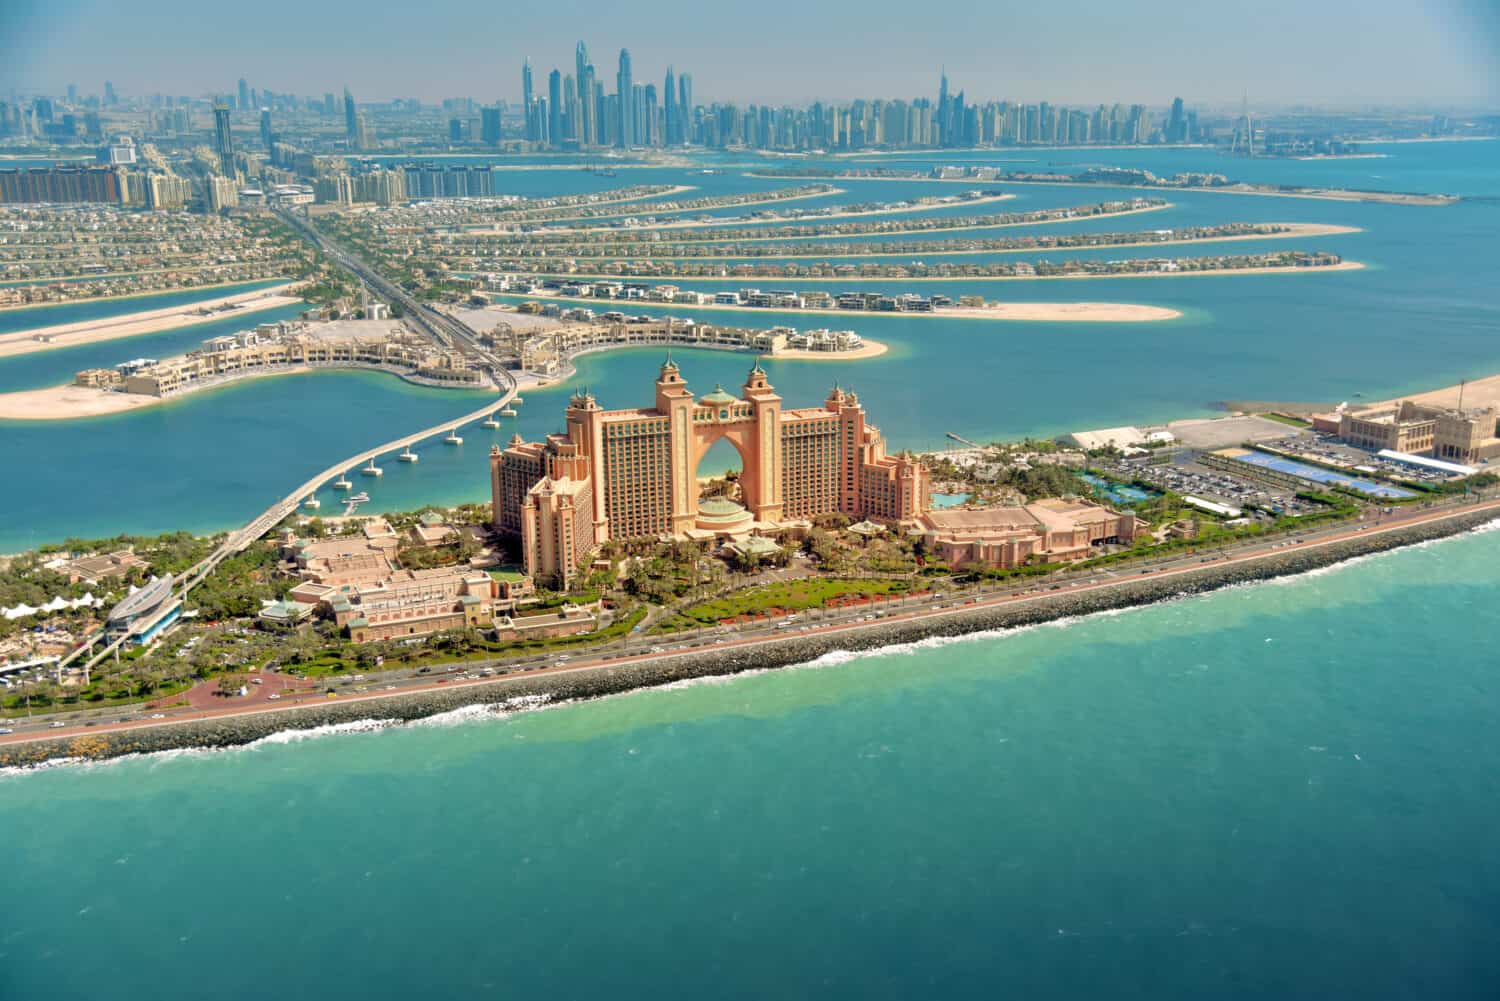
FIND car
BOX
[150,713,166,719]
[49,721,66,728]
[0,727,13,735]
[267,693,281,700]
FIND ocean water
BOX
[4,522,1498,1000]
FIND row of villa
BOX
[75,319,482,397]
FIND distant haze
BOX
[3,0,1497,105]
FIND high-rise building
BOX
[491,360,929,588]
[1167,97,1186,143]
[104,81,117,107]
[237,78,250,111]
[547,69,563,147]
[616,49,634,147]
[343,87,358,145]
[481,106,502,144]
[663,67,677,145]
[323,92,336,116]
[522,58,535,140]
[678,73,692,139]
[212,103,235,174]
[259,108,273,149]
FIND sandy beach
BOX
[1370,372,1500,413]
[772,340,890,360]
[0,284,302,360]
[0,383,161,420]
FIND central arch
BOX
[686,420,763,529]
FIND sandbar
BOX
[0,284,302,360]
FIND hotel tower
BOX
[491,359,928,586]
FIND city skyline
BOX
[3,0,1498,105]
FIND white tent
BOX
[2,603,39,621]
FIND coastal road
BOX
[10,490,1497,747]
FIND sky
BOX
[3,0,1497,107]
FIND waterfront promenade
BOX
[14,488,1496,759]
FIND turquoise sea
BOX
[4,521,1498,999]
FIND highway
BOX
[60,216,518,674]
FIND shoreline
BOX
[0,284,302,359]
[521,258,1365,285]
[5,497,1495,768]
[744,172,1455,205]
[498,290,1182,322]
[509,222,1362,263]
[502,202,1173,247]
[577,191,1015,233]
[470,185,843,232]
[0,336,891,421]
[0,278,297,314]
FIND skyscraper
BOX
[616,49,633,148]
[237,78,250,111]
[937,69,950,146]
[1167,97,1186,143]
[104,81,117,107]
[259,108,273,149]
[212,103,234,174]
[522,58,535,140]
[678,73,692,141]
[663,67,677,145]
[580,63,597,145]
[343,87,358,145]
[575,41,589,95]
[481,106,501,144]
[547,70,562,147]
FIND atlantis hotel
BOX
[491,359,929,586]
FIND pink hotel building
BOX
[491,358,929,587]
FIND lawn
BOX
[663,578,911,629]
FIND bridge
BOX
[64,218,518,675]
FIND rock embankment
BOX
[4,508,1493,769]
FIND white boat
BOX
[443,430,463,445]
[398,448,419,463]
[348,492,370,503]
[362,461,383,477]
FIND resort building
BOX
[1337,401,1500,464]
[491,359,929,587]
[918,498,1140,570]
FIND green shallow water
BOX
[4,523,1498,1000]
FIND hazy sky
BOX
[3,0,1497,106]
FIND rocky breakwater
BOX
[4,506,1495,769]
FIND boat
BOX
[303,495,321,509]
[398,448,419,463]
[362,460,383,477]
[348,492,370,503]
[500,407,517,418]
[333,475,353,491]
[443,430,463,445]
